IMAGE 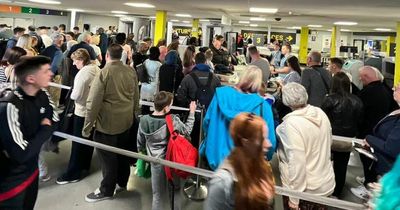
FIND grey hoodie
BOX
[137,113,195,159]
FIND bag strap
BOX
[189,73,202,88]
[165,114,174,134]
[206,72,213,87]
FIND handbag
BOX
[135,152,151,179]
[136,63,149,83]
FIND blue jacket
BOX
[366,111,400,174]
[200,86,277,170]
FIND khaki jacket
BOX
[83,60,139,136]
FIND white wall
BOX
[0,13,70,29]
[77,13,119,33]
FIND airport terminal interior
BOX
[1,0,400,209]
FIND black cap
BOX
[38,26,51,30]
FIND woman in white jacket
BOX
[141,47,162,102]
[56,48,100,184]
[277,83,335,210]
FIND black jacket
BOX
[366,111,400,174]
[321,93,363,137]
[132,52,148,69]
[158,63,184,94]
[358,81,394,138]
[176,64,221,107]
[0,88,58,197]
[209,45,230,67]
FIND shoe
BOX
[40,174,51,182]
[56,176,80,185]
[85,188,112,203]
[114,185,127,195]
[356,176,365,185]
[350,185,369,200]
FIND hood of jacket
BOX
[192,63,212,72]
[215,86,264,121]
[283,105,323,127]
[165,50,178,65]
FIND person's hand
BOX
[288,200,299,210]
[41,118,52,126]
[363,139,370,148]
[189,101,197,113]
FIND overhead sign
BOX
[241,30,296,46]
[172,26,202,37]
[0,4,67,16]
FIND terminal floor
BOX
[35,140,364,210]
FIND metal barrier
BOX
[49,83,366,209]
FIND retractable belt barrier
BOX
[50,83,366,210]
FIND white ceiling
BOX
[4,0,400,31]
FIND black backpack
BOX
[136,63,149,83]
[189,72,214,109]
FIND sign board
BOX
[241,30,296,46]
[0,5,21,13]
[172,26,202,37]
[1,4,66,16]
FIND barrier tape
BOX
[140,100,201,113]
[53,131,365,210]
[49,82,71,90]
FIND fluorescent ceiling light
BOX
[340,29,351,32]
[182,21,190,24]
[308,24,322,28]
[199,19,209,22]
[250,24,258,27]
[114,14,125,17]
[148,16,155,19]
[250,17,266,21]
[124,3,155,8]
[67,8,85,12]
[374,28,392,32]
[334,21,357,26]
[170,19,179,22]
[239,21,250,24]
[249,7,278,13]
[176,14,191,17]
[111,11,128,14]
[287,26,301,29]
[28,0,61,4]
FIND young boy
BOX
[0,56,58,209]
[137,91,196,210]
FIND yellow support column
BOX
[154,10,167,46]
[192,19,199,38]
[299,27,309,64]
[395,23,400,86]
[386,36,395,57]
[330,26,337,57]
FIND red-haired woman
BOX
[204,113,275,210]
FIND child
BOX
[205,49,214,72]
[137,91,196,210]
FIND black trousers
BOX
[360,153,378,186]
[0,178,38,210]
[94,130,131,196]
[63,115,94,180]
[332,151,351,197]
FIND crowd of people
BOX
[0,23,399,210]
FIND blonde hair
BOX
[205,49,213,60]
[236,65,263,93]
[16,34,33,50]
[71,48,91,66]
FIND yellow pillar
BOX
[192,19,199,38]
[299,27,309,64]
[154,10,167,46]
[330,26,337,57]
[395,23,400,86]
[386,36,395,57]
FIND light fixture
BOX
[250,24,258,27]
[340,29,351,32]
[374,28,392,32]
[199,19,209,22]
[334,21,358,26]
[111,11,128,14]
[287,26,301,30]
[114,14,125,17]
[182,21,190,24]
[249,7,278,13]
[28,0,61,4]
[308,24,322,28]
[124,3,155,8]
[176,14,191,17]
[239,21,250,24]
[170,19,180,22]
[250,17,266,21]
[67,8,85,12]
[148,16,155,19]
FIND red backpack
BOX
[164,114,198,180]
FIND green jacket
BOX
[83,60,139,136]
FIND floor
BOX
[35,140,364,210]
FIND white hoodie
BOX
[276,105,335,205]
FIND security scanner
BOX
[342,59,364,90]
[382,58,395,87]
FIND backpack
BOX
[189,72,214,109]
[136,63,149,83]
[164,114,198,180]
